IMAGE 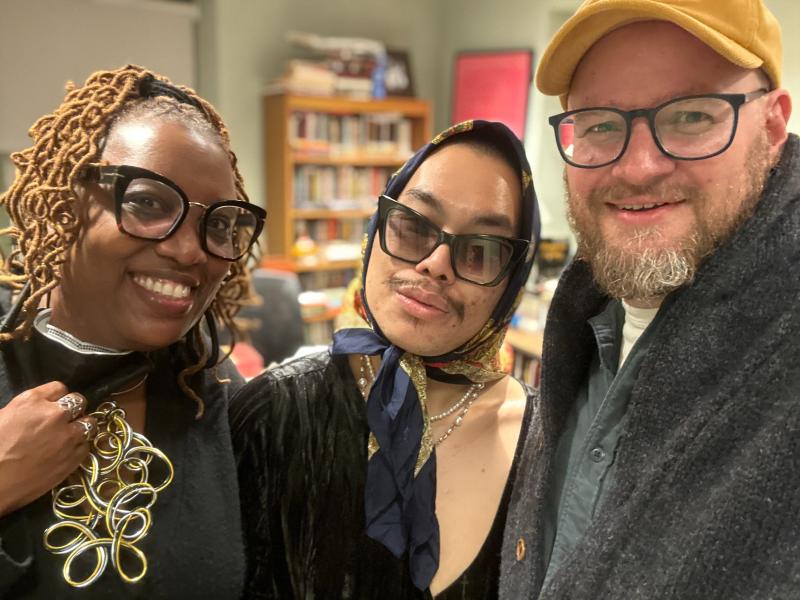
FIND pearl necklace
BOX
[357,355,486,446]
[432,382,485,446]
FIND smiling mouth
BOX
[132,275,192,299]
[615,202,669,211]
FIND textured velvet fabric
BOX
[230,351,534,599]
[0,319,246,599]
[500,134,800,599]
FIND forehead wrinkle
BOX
[573,85,739,112]
[401,186,516,234]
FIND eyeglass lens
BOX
[120,178,259,260]
[384,207,512,285]
[556,96,737,166]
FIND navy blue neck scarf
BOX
[331,120,540,590]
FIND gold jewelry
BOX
[357,354,376,399]
[358,353,486,447]
[43,401,174,588]
[58,393,86,421]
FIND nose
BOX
[415,242,457,285]
[610,119,676,185]
[153,212,207,266]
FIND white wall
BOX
[0,0,197,155]
[196,0,441,208]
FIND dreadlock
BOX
[0,64,258,417]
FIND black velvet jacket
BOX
[230,351,534,599]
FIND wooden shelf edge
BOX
[292,208,374,220]
[293,259,360,273]
[292,152,408,167]
[302,307,342,323]
[283,93,431,116]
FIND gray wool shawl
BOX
[500,134,800,600]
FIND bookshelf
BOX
[262,93,432,342]
[263,93,432,270]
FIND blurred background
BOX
[2,0,796,379]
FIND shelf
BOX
[302,307,341,324]
[293,259,360,273]
[505,327,544,358]
[285,94,431,117]
[264,92,431,264]
[292,152,407,167]
[293,208,373,220]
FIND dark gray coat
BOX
[500,134,800,600]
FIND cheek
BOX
[197,262,231,308]
[461,285,505,334]
[566,168,594,199]
[364,242,392,307]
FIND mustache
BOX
[586,181,706,204]
[385,276,465,322]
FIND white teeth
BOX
[133,275,191,299]
[619,202,664,211]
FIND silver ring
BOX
[57,393,85,421]
[76,419,94,441]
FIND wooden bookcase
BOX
[262,93,432,275]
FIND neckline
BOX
[430,382,535,597]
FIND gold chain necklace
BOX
[43,400,174,588]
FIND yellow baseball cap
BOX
[536,0,782,105]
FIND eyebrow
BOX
[404,187,516,233]
[579,87,728,110]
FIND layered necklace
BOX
[358,354,486,446]
[34,311,174,588]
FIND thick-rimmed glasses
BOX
[84,165,266,261]
[377,195,531,287]
[548,89,768,168]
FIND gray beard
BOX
[566,134,772,303]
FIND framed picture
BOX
[451,49,534,140]
[384,49,415,97]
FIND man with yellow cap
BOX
[499,1,797,598]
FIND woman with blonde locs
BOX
[0,65,265,598]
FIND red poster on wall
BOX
[451,49,534,140]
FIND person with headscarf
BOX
[230,120,540,598]
[0,65,265,598]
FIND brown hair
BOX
[0,64,257,416]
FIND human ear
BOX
[764,89,792,161]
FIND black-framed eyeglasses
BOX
[83,165,266,261]
[548,89,769,169]
[377,195,531,287]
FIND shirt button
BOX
[590,447,606,462]
[516,537,526,561]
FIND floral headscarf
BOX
[331,120,540,589]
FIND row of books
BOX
[299,218,368,245]
[289,111,414,157]
[293,165,393,209]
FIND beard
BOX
[566,133,772,303]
